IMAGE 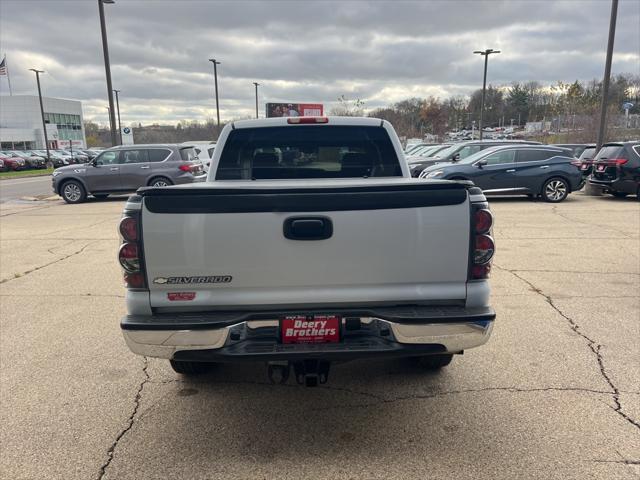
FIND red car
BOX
[0,154,26,171]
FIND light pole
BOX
[209,58,221,126]
[113,89,122,144]
[253,82,260,119]
[596,0,618,150]
[473,48,500,140]
[29,69,51,162]
[98,0,117,146]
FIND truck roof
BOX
[231,116,385,129]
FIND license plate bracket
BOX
[281,315,341,344]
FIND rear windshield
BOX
[595,145,625,161]
[216,125,401,180]
[578,147,596,160]
[179,147,197,161]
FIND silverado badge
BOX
[153,276,232,285]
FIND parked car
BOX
[588,141,640,199]
[52,144,206,204]
[60,149,89,164]
[0,158,5,172]
[420,145,582,202]
[0,153,26,170]
[574,144,598,178]
[119,116,495,383]
[81,149,102,160]
[551,143,590,158]
[404,142,437,154]
[411,139,543,176]
[32,150,69,168]
[406,144,453,177]
[180,141,216,172]
[406,144,443,157]
[53,150,77,164]
[6,151,47,169]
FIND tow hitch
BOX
[267,360,331,387]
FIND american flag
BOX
[0,57,7,76]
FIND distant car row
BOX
[0,148,105,171]
[406,139,639,202]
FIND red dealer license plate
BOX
[281,315,340,344]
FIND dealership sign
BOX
[121,126,134,145]
[266,103,324,118]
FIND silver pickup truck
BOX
[118,117,496,386]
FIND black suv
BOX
[409,140,541,177]
[588,141,640,199]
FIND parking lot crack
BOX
[96,356,149,480]
[494,264,640,431]
[550,205,634,239]
[0,240,98,284]
[311,386,615,412]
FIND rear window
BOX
[595,145,625,161]
[148,149,171,162]
[579,147,596,160]
[179,147,198,161]
[216,125,401,180]
[517,149,555,163]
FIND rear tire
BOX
[169,359,215,375]
[149,176,173,188]
[414,353,454,370]
[60,180,87,204]
[541,177,569,202]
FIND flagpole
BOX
[5,55,12,96]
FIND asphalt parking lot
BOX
[1,192,638,480]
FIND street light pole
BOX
[209,59,221,127]
[596,0,619,150]
[113,89,122,144]
[29,69,50,162]
[253,82,260,119]
[473,49,500,140]
[98,0,118,146]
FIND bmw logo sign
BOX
[123,127,131,134]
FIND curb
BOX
[0,172,52,181]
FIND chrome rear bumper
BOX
[123,317,493,360]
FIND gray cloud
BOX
[1,0,638,124]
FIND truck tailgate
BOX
[140,182,470,310]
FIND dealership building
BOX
[0,95,86,150]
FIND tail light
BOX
[605,158,628,166]
[118,243,140,272]
[570,160,581,167]
[474,234,495,264]
[470,203,495,280]
[119,216,138,241]
[178,164,192,172]
[118,212,147,289]
[287,117,329,124]
[474,209,493,234]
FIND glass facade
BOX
[44,112,83,141]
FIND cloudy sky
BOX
[1,0,638,125]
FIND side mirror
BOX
[476,159,487,168]
[452,153,460,162]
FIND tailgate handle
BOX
[284,216,333,241]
